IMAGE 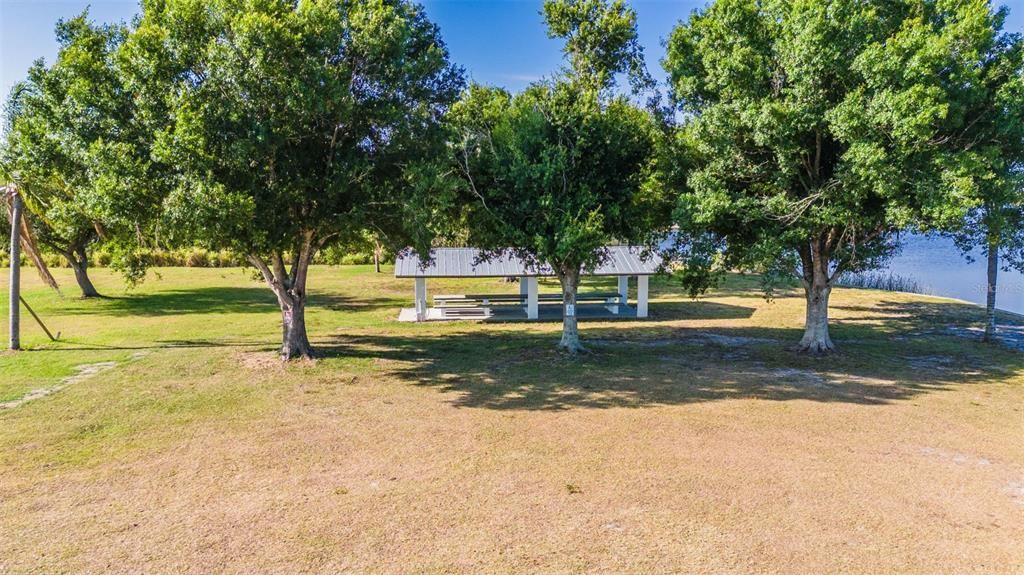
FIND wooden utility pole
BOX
[7,184,21,350]
[372,236,384,273]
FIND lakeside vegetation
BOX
[835,271,929,296]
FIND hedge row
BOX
[0,247,393,268]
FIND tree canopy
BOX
[929,8,1024,341]
[664,0,1011,352]
[123,0,464,358]
[449,0,668,353]
[1,12,160,296]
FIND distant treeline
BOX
[0,244,392,269]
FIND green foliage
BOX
[0,246,246,270]
[127,0,464,260]
[836,271,926,296]
[926,10,1024,273]
[317,232,393,266]
[450,0,668,276]
[448,0,669,352]
[451,83,664,274]
[1,11,165,288]
[543,0,652,92]
[663,0,1013,344]
[122,0,463,356]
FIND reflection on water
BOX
[886,234,1024,315]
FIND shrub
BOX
[146,249,169,267]
[1,245,300,268]
[316,243,393,266]
[183,247,210,267]
[215,250,239,267]
[340,253,373,265]
[43,253,68,268]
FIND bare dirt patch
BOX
[591,330,777,349]
[1007,481,1024,505]
[905,355,958,371]
[918,446,994,467]
[235,350,286,371]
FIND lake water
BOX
[884,234,1024,316]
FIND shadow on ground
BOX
[62,286,399,316]
[305,301,1023,411]
[834,299,1023,331]
[32,292,1023,411]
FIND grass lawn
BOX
[1,265,1023,574]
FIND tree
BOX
[1,14,151,294]
[931,10,1024,342]
[124,0,463,359]
[449,0,666,354]
[1,79,103,298]
[664,0,1005,352]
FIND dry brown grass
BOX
[1,266,1023,574]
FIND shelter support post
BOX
[526,276,538,320]
[415,277,427,322]
[637,275,649,318]
[616,275,629,314]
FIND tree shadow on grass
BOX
[63,287,400,317]
[30,298,755,353]
[833,299,1024,353]
[29,292,1023,411]
[309,307,1024,411]
[833,298,1024,333]
[645,300,756,321]
[42,339,277,351]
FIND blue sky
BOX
[0,0,701,109]
[2,0,1023,113]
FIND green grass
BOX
[2,264,1021,434]
[1,265,1022,573]
[2,263,1019,463]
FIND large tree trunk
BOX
[67,246,100,298]
[797,239,836,353]
[279,291,312,359]
[799,279,834,353]
[249,231,318,360]
[557,266,585,354]
[983,241,999,342]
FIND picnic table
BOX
[434,292,623,308]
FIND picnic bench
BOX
[434,292,623,307]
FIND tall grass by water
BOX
[836,271,928,295]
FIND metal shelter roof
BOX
[394,246,662,278]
